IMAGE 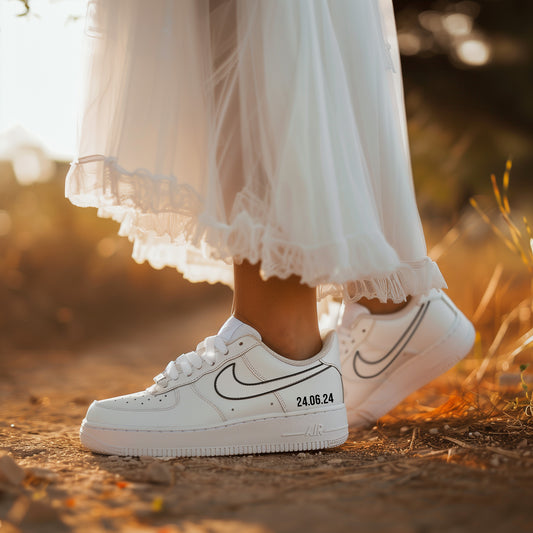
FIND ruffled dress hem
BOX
[65,154,447,303]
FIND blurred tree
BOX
[393,0,533,216]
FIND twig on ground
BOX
[409,428,418,451]
[442,436,473,449]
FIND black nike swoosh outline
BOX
[353,300,431,379]
[214,362,330,400]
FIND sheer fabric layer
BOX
[66,0,446,302]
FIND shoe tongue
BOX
[341,302,370,329]
[217,316,261,343]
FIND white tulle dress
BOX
[65,0,446,303]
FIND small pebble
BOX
[523,451,530,456]
[518,439,528,449]
[23,500,61,523]
[429,428,439,435]
[296,452,308,458]
[327,458,343,465]
[444,424,450,431]
[489,456,500,467]
[10,424,15,428]
[26,467,58,483]
[8,496,59,525]
[0,453,25,485]
[473,431,481,437]
[400,426,409,433]
[145,462,173,485]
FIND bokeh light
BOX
[11,146,56,186]
[398,32,423,56]
[418,10,443,33]
[442,13,473,37]
[456,38,492,66]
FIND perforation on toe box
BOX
[98,389,177,410]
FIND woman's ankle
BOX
[233,311,322,361]
[233,312,322,361]
[357,296,411,315]
[232,260,322,361]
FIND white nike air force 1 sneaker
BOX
[80,317,348,457]
[337,289,475,427]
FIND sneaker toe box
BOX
[84,390,178,428]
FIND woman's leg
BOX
[232,259,411,362]
[232,260,322,360]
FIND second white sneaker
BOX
[337,289,475,427]
[80,316,348,457]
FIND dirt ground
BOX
[1,298,533,533]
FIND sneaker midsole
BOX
[80,404,348,456]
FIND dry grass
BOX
[414,159,533,440]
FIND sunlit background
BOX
[0,0,532,354]
[0,0,84,165]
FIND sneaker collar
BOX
[217,316,262,343]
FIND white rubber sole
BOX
[80,404,348,457]
[347,310,476,427]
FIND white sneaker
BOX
[337,289,475,427]
[80,317,348,457]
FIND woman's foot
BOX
[336,289,475,427]
[80,316,348,457]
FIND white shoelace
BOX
[148,335,229,393]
